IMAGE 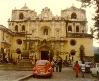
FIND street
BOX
[0,70,32,81]
[23,67,98,81]
[0,67,98,81]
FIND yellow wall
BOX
[64,38,94,61]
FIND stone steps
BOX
[0,64,17,70]
[16,59,33,71]
[0,59,34,71]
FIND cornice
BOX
[0,25,14,36]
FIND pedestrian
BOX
[51,60,55,72]
[54,59,58,72]
[55,57,63,72]
[80,61,85,78]
[73,61,80,78]
[58,57,62,72]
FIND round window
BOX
[70,50,76,55]
[17,39,22,45]
[16,48,21,54]
[70,39,76,46]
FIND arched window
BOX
[43,29,48,35]
[71,12,77,19]
[19,13,24,19]
[68,26,72,32]
[22,25,25,31]
[76,26,79,32]
[15,25,18,32]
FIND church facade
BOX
[0,5,94,63]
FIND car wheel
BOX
[48,74,52,78]
[33,74,36,78]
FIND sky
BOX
[0,0,98,47]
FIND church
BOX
[0,4,94,63]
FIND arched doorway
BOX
[41,51,49,60]
[39,45,53,61]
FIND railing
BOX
[66,33,93,38]
[1,40,11,46]
[23,36,68,45]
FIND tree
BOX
[94,54,99,62]
[77,0,99,39]
[79,45,85,61]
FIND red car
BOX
[33,60,53,78]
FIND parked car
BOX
[32,60,53,78]
[85,62,91,73]
[90,63,99,77]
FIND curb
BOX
[16,74,33,81]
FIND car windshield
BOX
[36,60,48,65]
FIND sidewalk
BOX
[14,74,32,81]
[0,70,32,81]
[15,74,32,81]
[0,63,33,81]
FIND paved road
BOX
[0,67,98,81]
[0,70,32,81]
[23,67,98,81]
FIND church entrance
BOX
[41,51,49,60]
[39,43,53,61]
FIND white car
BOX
[90,63,99,77]
[85,62,91,73]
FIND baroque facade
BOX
[0,4,94,63]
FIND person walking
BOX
[80,61,85,78]
[58,57,62,72]
[55,57,62,72]
[73,61,80,78]
[51,60,55,72]
[54,59,58,72]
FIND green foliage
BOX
[79,45,85,61]
[76,0,99,39]
[77,0,91,7]
[94,54,99,62]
